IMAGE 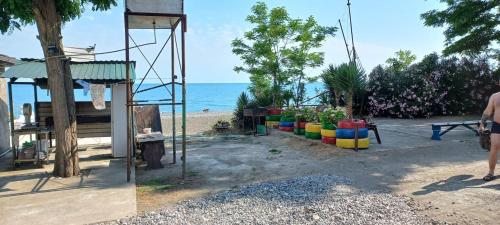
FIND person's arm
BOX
[480,95,494,130]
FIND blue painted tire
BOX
[279,121,295,127]
[336,128,368,139]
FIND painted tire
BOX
[320,129,336,138]
[321,122,336,130]
[305,131,321,139]
[279,126,294,132]
[305,123,322,133]
[279,121,294,127]
[294,121,307,129]
[266,115,282,121]
[268,109,282,115]
[336,138,370,149]
[294,128,305,135]
[321,136,337,144]
[280,116,295,122]
[337,119,366,129]
[336,128,369,139]
[266,121,279,128]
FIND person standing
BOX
[480,92,500,181]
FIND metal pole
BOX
[338,20,352,63]
[181,16,187,179]
[171,29,177,164]
[124,12,131,182]
[34,84,38,124]
[7,80,15,167]
[347,0,356,65]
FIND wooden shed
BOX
[1,59,136,158]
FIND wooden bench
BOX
[431,121,480,140]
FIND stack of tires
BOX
[305,123,321,139]
[265,109,281,129]
[279,115,295,132]
[336,119,370,149]
[320,122,336,144]
[294,121,306,135]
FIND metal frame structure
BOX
[124,8,187,182]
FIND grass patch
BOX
[137,179,176,193]
[187,170,200,177]
[269,149,282,154]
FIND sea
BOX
[8,82,323,117]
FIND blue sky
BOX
[0,0,446,83]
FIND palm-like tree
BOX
[321,65,341,107]
[331,63,366,119]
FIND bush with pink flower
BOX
[367,53,499,118]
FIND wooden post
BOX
[0,71,10,152]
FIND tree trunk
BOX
[33,0,80,177]
[334,90,340,108]
[346,91,353,119]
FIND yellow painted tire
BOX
[336,138,370,149]
[305,123,321,133]
[266,121,279,128]
[320,129,336,138]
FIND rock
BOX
[100,175,436,225]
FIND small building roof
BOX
[1,59,136,81]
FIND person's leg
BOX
[488,133,500,175]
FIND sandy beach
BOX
[161,111,233,136]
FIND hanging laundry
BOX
[90,84,106,110]
[76,80,90,96]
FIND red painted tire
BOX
[337,119,366,129]
[322,136,336,144]
[279,126,294,132]
[268,108,282,115]
[294,121,307,129]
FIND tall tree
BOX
[1,0,117,177]
[284,16,336,106]
[421,0,500,59]
[385,50,417,73]
[232,2,335,107]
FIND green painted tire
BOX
[280,116,295,122]
[305,131,321,139]
[321,122,336,130]
[294,128,305,135]
[266,115,282,121]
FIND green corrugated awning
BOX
[1,59,136,80]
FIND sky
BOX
[0,0,446,83]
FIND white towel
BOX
[90,84,106,110]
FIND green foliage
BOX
[0,0,117,34]
[319,106,347,126]
[232,92,250,128]
[281,107,297,118]
[368,53,500,118]
[385,50,417,73]
[421,0,500,58]
[298,107,318,122]
[232,2,336,107]
[329,63,367,118]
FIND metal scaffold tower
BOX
[124,0,187,181]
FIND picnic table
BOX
[136,132,165,169]
[431,120,480,140]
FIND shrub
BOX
[367,53,499,118]
[298,107,318,122]
[319,106,347,126]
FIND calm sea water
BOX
[8,82,323,117]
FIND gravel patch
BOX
[106,175,436,225]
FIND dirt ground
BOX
[136,116,499,225]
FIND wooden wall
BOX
[37,101,112,138]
